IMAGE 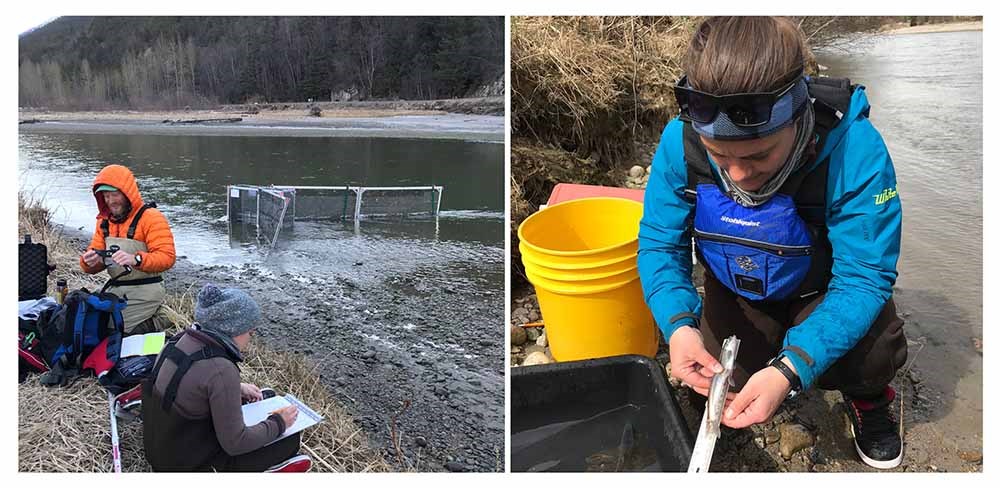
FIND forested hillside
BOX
[19,16,504,109]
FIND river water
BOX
[18,122,507,470]
[817,30,982,451]
[17,131,504,286]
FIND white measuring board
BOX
[688,335,740,473]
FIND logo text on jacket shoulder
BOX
[873,187,898,206]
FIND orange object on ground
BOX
[546,183,645,207]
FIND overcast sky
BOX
[17,15,58,35]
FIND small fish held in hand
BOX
[706,336,740,437]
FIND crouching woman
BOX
[142,283,308,472]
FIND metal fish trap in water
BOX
[226,184,443,248]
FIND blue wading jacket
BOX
[637,86,902,390]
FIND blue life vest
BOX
[684,77,855,302]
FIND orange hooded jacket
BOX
[79,165,176,274]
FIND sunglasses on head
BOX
[673,70,803,128]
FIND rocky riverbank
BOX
[18,96,504,143]
[54,226,505,472]
[509,284,982,472]
[20,96,503,120]
[18,112,503,143]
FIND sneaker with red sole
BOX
[114,384,143,420]
[843,386,903,469]
[266,454,312,473]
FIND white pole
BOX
[354,188,364,222]
[226,185,232,237]
[269,185,440,191]
[109,392,122,473]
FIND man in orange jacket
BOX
[80,164,176,335]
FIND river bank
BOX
[881,20,982,35]
[18,96,504,143]
[17,195,391,472]
[509,284,982,473]
[18,114,504,143]
[18,98,505,471]
[18,182,504,471]
[44,221,505,472]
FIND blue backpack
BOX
[38,289,126,387]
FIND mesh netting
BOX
[227,185,442,249]
[257,189,290,247]
[356,188,441,220]
[228,186,260,224]
[281,187,357,221]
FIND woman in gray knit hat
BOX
[142,283,311,472]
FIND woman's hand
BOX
[668,326,727,396]
[721,361,794,429]
[276,405,299,429]
[240,382,263,403]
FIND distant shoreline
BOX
[17,108,504,143]
[882,20,982,35]
[17,96,504,142]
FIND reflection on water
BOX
[817,31,982,338]
[816,30,982,444]
[229,217,503,289]
[512,403,663,472]
[17,131,504,292]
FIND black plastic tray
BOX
[511,354,694,472]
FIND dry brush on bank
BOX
[17,193,390,473]
[508,15,868,285]
[510,16,696,283]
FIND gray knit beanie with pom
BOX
[194,283,260,337]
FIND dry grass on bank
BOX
[18,193,391,472]
[510,142,622,283]
[511,16,694,163]
[510,17,697,285]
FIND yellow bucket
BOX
[518,197,642,260]
[524,269,656,361]
[517,197,657,361]
[521,252,637,282]
[518,243,638,271]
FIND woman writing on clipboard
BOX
[142,283,311,472]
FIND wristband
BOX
[767,355,802,398]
